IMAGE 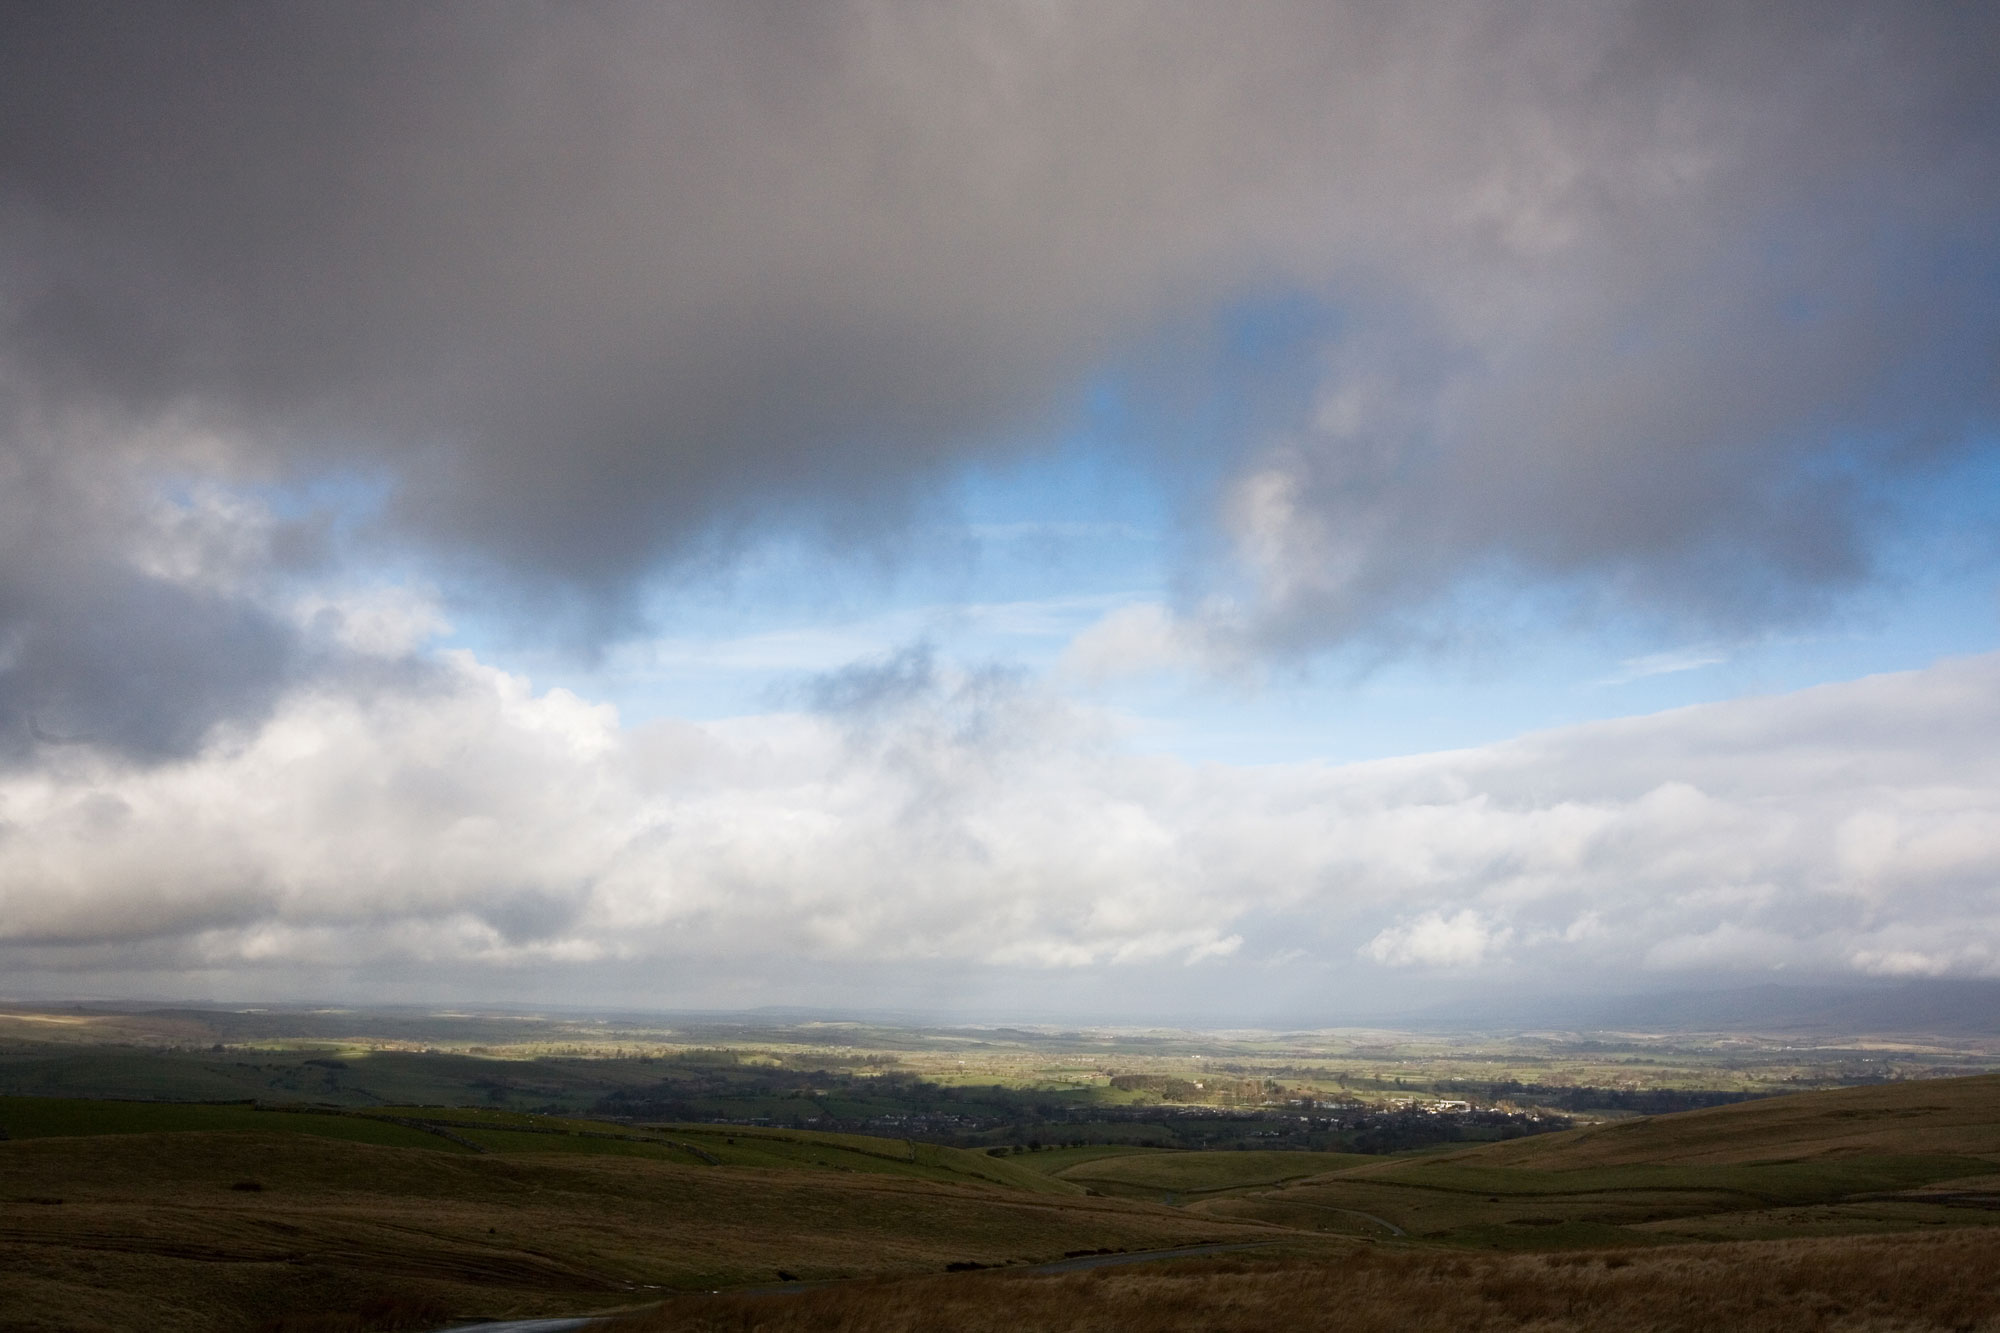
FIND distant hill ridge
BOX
[1431,1072,2000,1169]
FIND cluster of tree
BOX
[1105,1073,1269,1102]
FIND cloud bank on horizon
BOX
[6,645,2000,1008]
[1,1,1997,1010]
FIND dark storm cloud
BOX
[3,0,1196,589]
[0,401,303,758]
[0,560,295,759]
[1,0,1997,734]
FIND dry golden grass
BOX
[610,1228,2000,1332]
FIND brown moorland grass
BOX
[10,1076,2000,1330]
[608,1227,2000,1332]
[1217,1153,2000,1244]
[652,1122,1086,1194]
[1055,1149,1378,1198]
[0,1130,1284,1332]
[0,1096,469,1152]
[1417,1072,2000,1169]
[1008,1145,1163,1175]
[1186,1074,2000,1248]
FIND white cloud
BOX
[132,485,279,595]
[1061,603,1198,681]
[294,586,451,657]
[4,644,2000,1003]
[1596,646,1729,685]
[1366,910,1511,968]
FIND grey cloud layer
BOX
[0,404,309,759]
[0,0,1994,1026]
[4,645,1999,1003]
[5,2,1995,664]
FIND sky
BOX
[2,1,1999,1022]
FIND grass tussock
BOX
[609,1228,2000,1333]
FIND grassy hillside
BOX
[0,1044,667,1110]
[1191,1074,2000,1249]
[9,1075,2000,1330]
[1424,1072,2000,1168]
[653,1123,1087,1195]
[0,1103,1278,1331]
[605,1078,2000,1333]
[1011,1144,1162,1174]
[0,1096,467,1151]
[0,1098,1089,1192]
[610,1227,2000,1333]
[1057,1150,1379,1198]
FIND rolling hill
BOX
[0,1098,1281,1331]
[1193,1073,2000,1250]
[8,1075,2000,1330]
[1423,1071,2000,1168]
